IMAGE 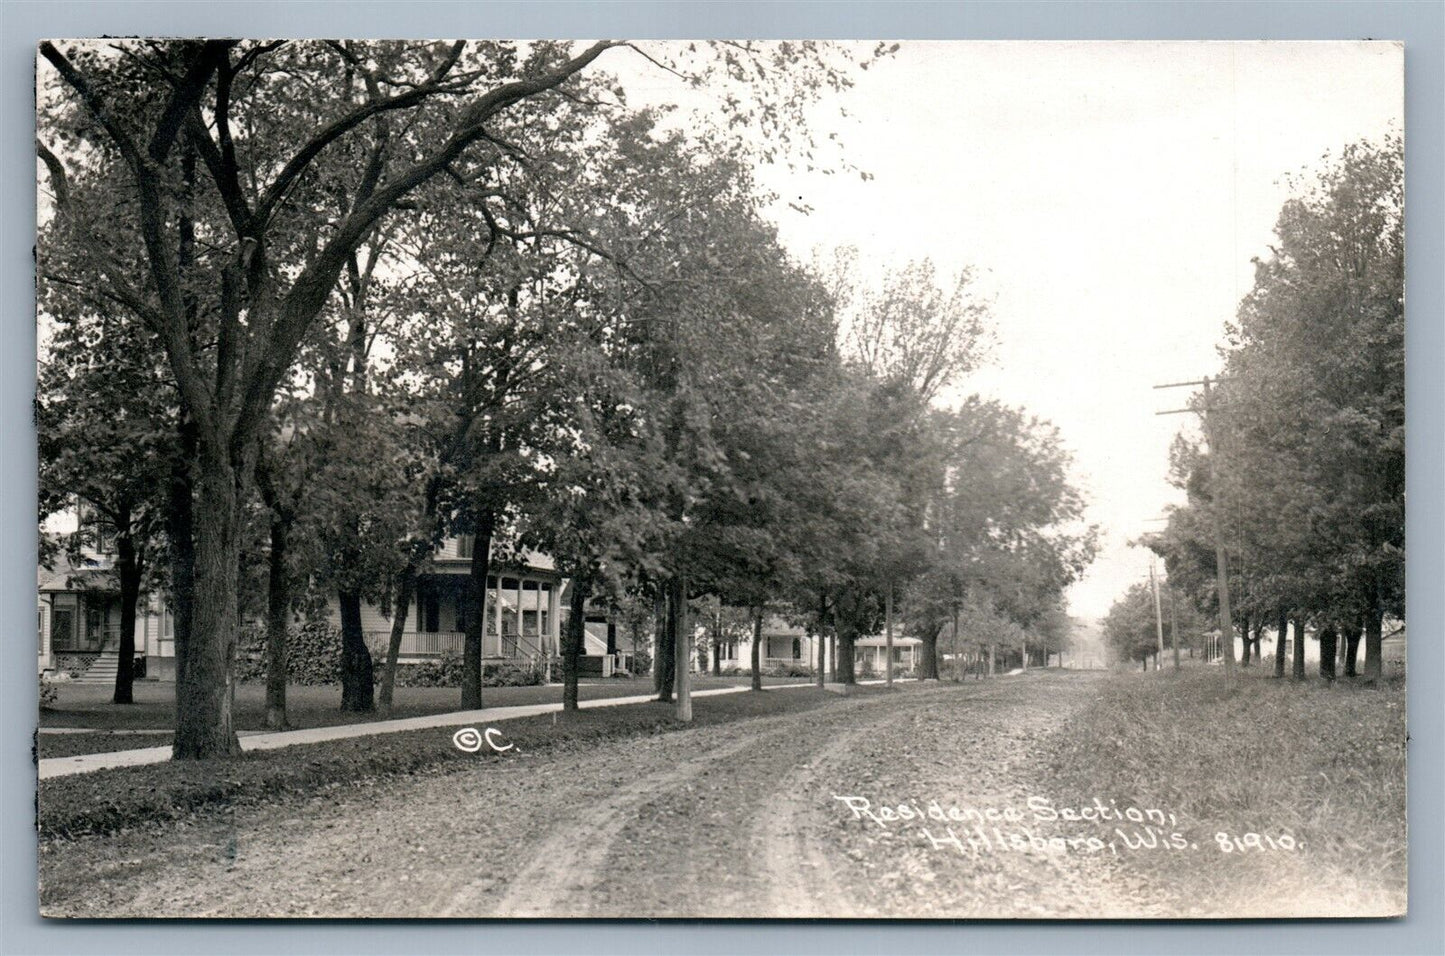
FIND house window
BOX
[52,606,76,652]
[95,520,117,555]
[78,503,117,555]
[457,535,475,559]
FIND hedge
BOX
[236,624,550,688]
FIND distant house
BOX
[854,634,921,673]
[711,614,919,677]
[713,614,826,674]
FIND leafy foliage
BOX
[1143,135,1403,678]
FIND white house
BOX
[38,508,170,682]
[712,614,825,674]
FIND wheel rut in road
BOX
[486,685,1016,918]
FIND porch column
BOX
[515,578,524,648]
[547,582,560,656]
[493,577,502,652]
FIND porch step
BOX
[70,650,121,685]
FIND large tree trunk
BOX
[460,510,496,710]
[672,573,692,721]
[1362,586,1384,682]
[1318,624,1338,681]
[1291,615,1307,681]
[712,631,722,676]
[750,605,764,691]
[816,629,827,688]
[338,589,374,712]
[1274,609,1288,679]
[836,619,857,686]
[1343,616,1362,678]
[606,616,618,656]
[112,526,140,705]
[884,584,894,686]
[264,517,290,728]
[815,593,829,688]
[1240,612,1252,666]
[654,588,674,702]
[987,642,996,678]
[167,415,197,709]
[951,604,961,681]
[377,563,415,717]
[173,457,242,760]
[563,574,589,711]
[918,622,940,680]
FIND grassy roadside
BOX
[1043,665,1407,917]
[39,674,809,732]
[38,683,886,842]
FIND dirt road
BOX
[40,671,1169,918]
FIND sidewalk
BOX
[38,681,822,780]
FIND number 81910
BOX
[1214,831,1301,852]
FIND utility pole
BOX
[1156,375,1236,681]
[1149,557,1165,669]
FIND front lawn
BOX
[39,673,810,732]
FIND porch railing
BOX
[52,623,122,653]
[763,657,813,670]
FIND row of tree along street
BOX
[37,40,1094,759]
[1105,136,1404,682]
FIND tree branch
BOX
[35,138,68,209]
[253,40,468,228]
[148,40,234,164]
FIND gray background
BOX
[2,2,1440,954]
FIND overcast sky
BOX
[619,40,1402,619]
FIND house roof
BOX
[432,549,557,574]
[761,615,807,637]
[855,635,924,648]
[38,555,117,593]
